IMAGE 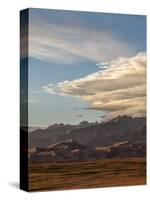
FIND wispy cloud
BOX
[43,52,146,119]
[28,15,136,64]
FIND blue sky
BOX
[25,8,146,126]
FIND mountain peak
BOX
[110,115,132,123]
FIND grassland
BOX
[29,158,146,191]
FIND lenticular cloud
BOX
[43,52,146,120]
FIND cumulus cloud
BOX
[43,52,146,120]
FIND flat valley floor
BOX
[29,158,146,191]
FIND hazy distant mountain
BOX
[21,126,45,132]
[28,126,46,132]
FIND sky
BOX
[23,8,146,127]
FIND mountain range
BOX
[27,115,146,162]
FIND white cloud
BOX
[28,18,135,64]
[43,52,146,119]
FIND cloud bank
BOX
[43,52,146,120]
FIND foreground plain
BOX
[29,158,146,191]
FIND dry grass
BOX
[28,157,146,191]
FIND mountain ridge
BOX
[28,115,146,148]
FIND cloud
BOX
[28,15,136,64]
[43,52,146,120]
[77,114,83,118]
